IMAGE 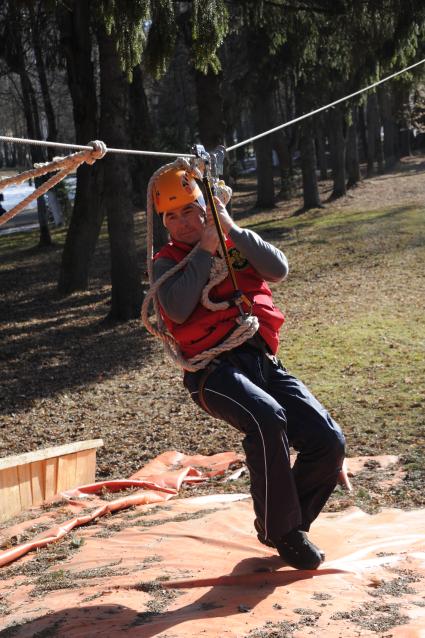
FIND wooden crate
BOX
[0,439,103,523]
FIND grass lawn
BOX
[0,157,424,516]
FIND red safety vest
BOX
[153,238,285,358]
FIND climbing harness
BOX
[141,145,259,372]
[0,141,107,227]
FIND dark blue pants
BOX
[184,345,345,542]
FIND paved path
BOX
[0,181,38,237]
[0,175,76,237]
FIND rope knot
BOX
[86,140,107,164]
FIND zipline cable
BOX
[0,57,424,159]
[226,57,425,152]
[0,136,195,159]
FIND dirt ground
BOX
[0,155,424,515]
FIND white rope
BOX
[0,135,195,159]
[1,56,424,160]
[225,57,425,152]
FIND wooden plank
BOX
[0,439,104,471]
[44,457,58,500]
[56,452,78,493]
[30,460,45,505]
[0,467,21,523]
[17,463,33,511]
[75,449,96,487]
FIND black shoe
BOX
[254,519,325,568]
[274,529,324,570]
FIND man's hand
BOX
[199,213,220,254]
[199,197,237,254]
[212,195,236,235]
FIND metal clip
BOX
[232,290,253,317]
[191,144,210,177]
[210,145,226,179]
[191,144,210,163]
[191,144,227,183]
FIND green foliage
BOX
[144,1,177,78]
[96,0,230,78]
[224,0,425,114]
[191,0,229,73]
[98,0,150,79]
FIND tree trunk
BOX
[57,1,104,294]
[34,177,52,246]
[367,93,384,175]
[9,6,52,247]
[194,69,224,150]
[327,106,346,198]
[194,68,231,209]
[98,25,142,321]
[57,0,103,295]
[393,86,412,158]
[315,114,328,180]
[129,64,161,209]
[366,93,377,177]
[253,90,274,208]
[273,130,293,200]
[153,210,169,255]
[29,3,58,149]
[300,118,322,210]
[346,107,360,188]
[357,104,368,163]
[29,2,64,232]
[235,122,246,163]
[378,86,396,169]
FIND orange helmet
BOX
[153,168,204,213]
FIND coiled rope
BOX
[141,157,259,372]
[0,140,107,227]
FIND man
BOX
[152,166,345,570]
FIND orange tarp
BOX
[0,452,424,637]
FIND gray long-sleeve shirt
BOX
[153,226,289,324]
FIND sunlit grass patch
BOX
[281,312,424,456]
[246,201,423,232]
[0,226,67,257]
[271,201,424,461]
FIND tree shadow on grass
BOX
[372,158,425,178]
[0,238,155,416]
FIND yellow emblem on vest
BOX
[228,247,248,270]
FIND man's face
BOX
[163,203,206,245]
